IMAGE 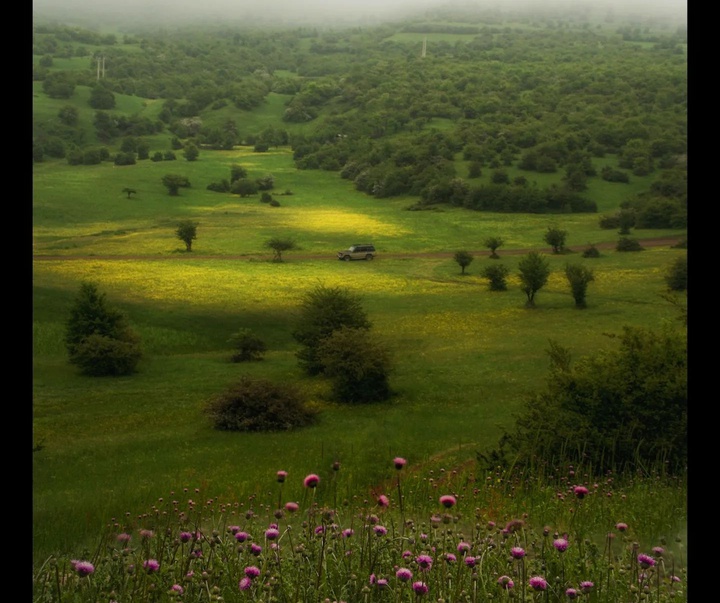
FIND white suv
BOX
[337,244,376,261]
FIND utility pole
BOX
[421,37,427,58]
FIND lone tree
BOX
[266,237,297,262]
[665,255,687,291]
[292,285,371,376]
[231,178,258,197]
[183,144,199,162]
[484,236,504,259]
[544,226,568,254]
[176,220,198,251]
[482,263,510,291]
[518,251,550,308]
[122,187,137,199]
[162,174,191,196]
[65,281,142,376]
[454,250,474,274]
[565,263,595,308]
[317,326,393,404]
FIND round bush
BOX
[204,377,318,432]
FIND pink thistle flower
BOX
[396,568,413,582]
[553,538,569,552]
[457,541,471,554]
[412,581,428,595]
[180,531,193,543]
[369,573,377,585]
[143,559,160,573]
[566,587,578,599]
[497,575,514,589]
[171,584,184,595]
[250,543,262,556]
[671,576,681,583]
[238,577,252,591]
[444,553,457,563]
[116,533,131,544]
[314,525,325,535]
[244,566,261,579]
[416,554,433,570]
[464,556,476,568]
[402,550,413,559]
[638,554,656,568]
[393,457,407,470]
[439,494,456,508]
[529,576,548,591]
[615,522,628,532]
[376,578,389,589]
[73,561,95,577]
[228,526,240,535]
[580,581,594,593]
[573,486,589,499]
[652,546,665,557]
[504,519,524,533]
[510,547,526,559]
[235,531,250,542]
[265,528,280,540]
[342,528,354,538]
[139,529,154,539]
[303,474,320,488]
[285,502,299,513]
[377,495,390,508]
[373,525,388,536]
[276,470,288,483]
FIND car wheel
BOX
[344,255,351,261]
[366,254,373,260]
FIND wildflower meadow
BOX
[33,457,687,603]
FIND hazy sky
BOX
[32,0,687,26]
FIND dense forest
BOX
[33,2,687,221]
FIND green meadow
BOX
[33,142,686,566]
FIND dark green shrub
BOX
[482,264,510,291]
[565,263,595,308]
[228,328,267,362]
[65,282,143,376]
[317,327,393,404]
[260,192,273,203]
[582,244,601,258]
[204,377,317,432]
[71,334,142,376]
[665,256,687,291]
[479,326,687,474]
[293,285,371,376]
[207,180,231,192]
[269,199,281,207]
[598,214,620,229]
[616,237,644,252]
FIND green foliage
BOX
[544,226,568,254]
[162,173,190,195]
[483,325,687,474]
[582,244,601,258]
[183,143,199,161]
[203,376,317,431]
[292,285,371,376]
[175,220,198,252]
[65,282,142,376]
[453,250,473,274]
[122,187,136,198]
[518,252,550,307]
[227,328,267,362]
[70,333,142,376]
[317,326,393,404]
[616,237,644,252]
[483,236,504,259]
[265,237,296,262]
[482,263,510,291]
[664,255,687,291]
[565,263,595,308]
[230,164,248,182]
[230,178,258,197]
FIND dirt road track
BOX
[32,237,684,262]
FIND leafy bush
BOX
[228,328,267,362]
[616,237,644,252]
[317,327,393,404]
[582,244,601,258]
[292,285,371,376]
[206,179,230,192]
[71,333,142,376]
[480,325,687,474]
[204,377,317,431]
[665,255,687,291]
[482,264,510,291]
[65,282,143,376]
[598,214,620,229]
